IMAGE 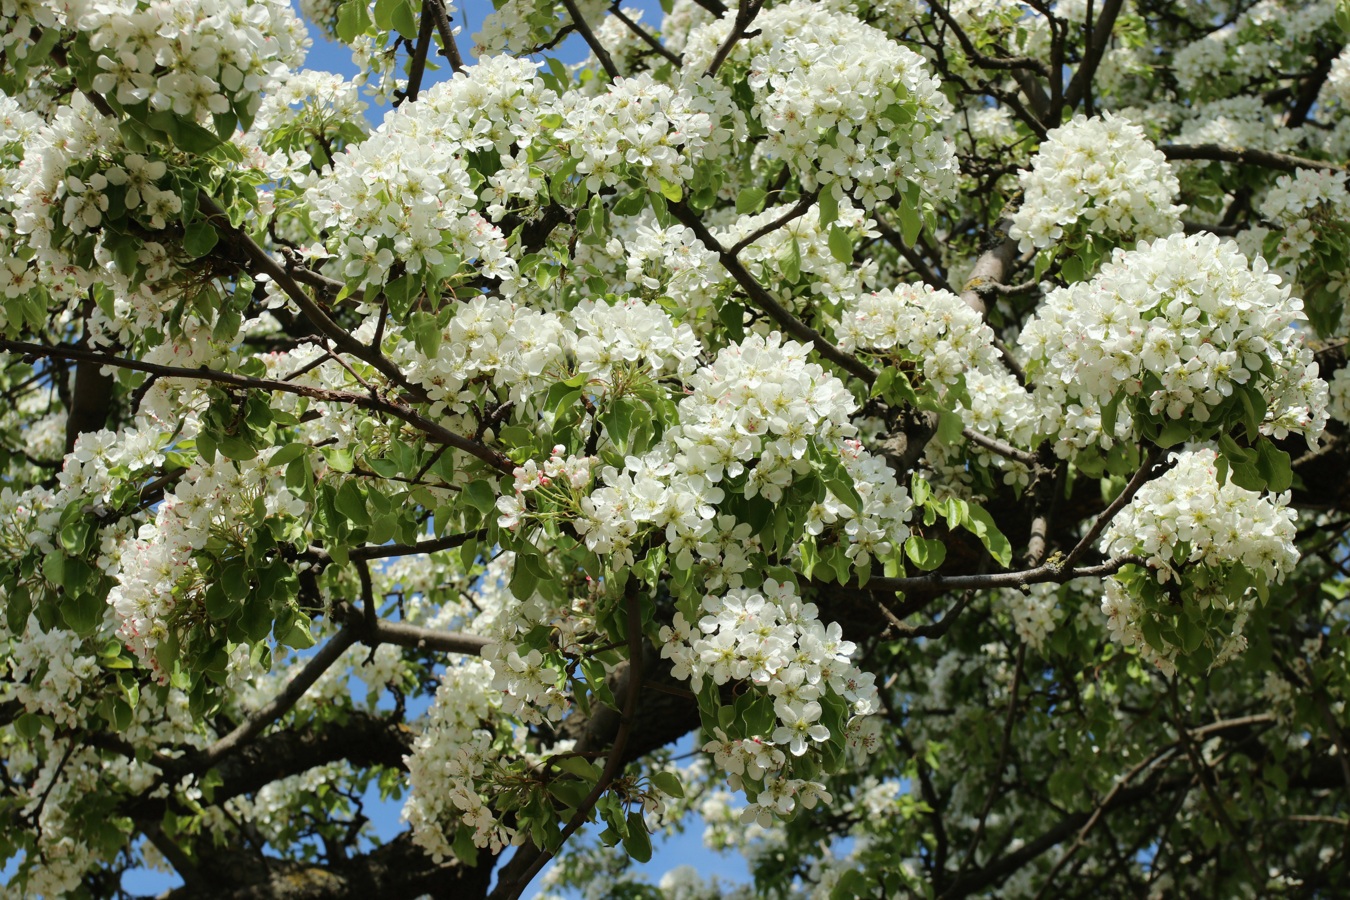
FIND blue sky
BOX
[99,2,752,897]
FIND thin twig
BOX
[669,202,876,384]
[561,0,619,78]
[962,428,1037,467]
[608,4,681,67]
[728,193,816,256]
[704,0,764,79]
[1060,448,1166,571]
[397,0,438,106]
[492,581,646,900]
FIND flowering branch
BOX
[857,555,1149,595]
[669,202,876,384]
[0,339,515,473]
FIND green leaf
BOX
[451,826,479,865]
[1100,390,1124,438]
[650,770,684,798]
[817,188,839,228]
[1256,439,1292,493]
[905,534,947,571]
[373,0,397,30]
[61,589,104,636]
[336,0,371,42]
[269,443,309,467]
[276,610,317,650]
[781,236,801,283]
[464,479,497,514]
[736,186,766,214]
[897,200,923,246]
[1155,419,1191,449]
[217,433,258,461]
[335,479,371,526]
[622,811,652,863]
[6,585,31,634]
[222,561,250,602]
[827,225,852,264]
[658,179,682,202]
[614,186,647,216]
[14,712,42,740]
[964,503,1012,567]
[1178,614,1206,654]
[182,221,218,259]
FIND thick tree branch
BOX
[1063,0,1125,112]
[1161,144,1339,173]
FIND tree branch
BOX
[198,629,358,770]
[670,202,876,384]
[0,339,515,474]
[396,0,439,106]
[1059,447,1166,571]
[1161,144,1339,173]
[561,0,619,79]
[704,0,764,79]
[490,580,646,900]
[1063,0,1125,112]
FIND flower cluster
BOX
[108,453,306,672]
[1172,0,1337,101]
[396,295,700,420]
[589,218,724,313]
[1329,366,1350,424]
[659,580,880,820]
[1258,168,1350,264]
[1099,449,1299,673]
[403,660,520,858]
[575,333,911,578]
[497,445,595,534]
[79,0,305,123]
[553,72,743,195]
[1009,113,1183,253]
[252,68,369,154]
[835,282,1002,404]
[684,1,956,208]
[1019,232,1328,450]
[3,614,101,728]
[305,55,552,290]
